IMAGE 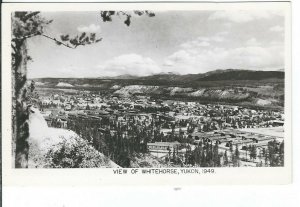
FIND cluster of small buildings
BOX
[191,128,283,149]
[36,90,284,164]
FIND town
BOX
[33,86,285,168]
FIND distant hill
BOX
[32,69,284,90]
[98,74,138,79]
[33,69,284,83]
[197,69,284,81]
[32,69,285,109]
[138,69,284,82]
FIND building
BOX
[147,141,181,152]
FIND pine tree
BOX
[279,141,284,166]
[229,142,234,166]
[213,142,220,167]
[201,149,206,167]
[224,150,229,166]
[250,145,257,162]
[172,147,176,160]
[233,144,240,167]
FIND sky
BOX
[27,10,285,78]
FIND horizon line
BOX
[28,68,285,79]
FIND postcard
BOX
[1,1,292,186]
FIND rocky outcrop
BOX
[28,107,119,168]
[114,85,251,102]
[114,85,160,96]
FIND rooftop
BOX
[147,141,181,147]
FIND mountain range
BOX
[33,69,285,109]
[97,69,285,82]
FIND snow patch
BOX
[110,85,122,90]
[35,81,46,86]
[56,82,74,87]
[256,99,272,106]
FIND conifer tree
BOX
[224,150,229,166]
[213,142,220,167]
[250,145,257,162]
[279,141,284,166]
[233,144,240,167]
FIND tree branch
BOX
[11,43,17,53]
[12,32,40,42]
[12,32,74,49]
[41,34,75,49]
[22,11,41,22]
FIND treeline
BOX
[264,140,284,167]
[67,118,153,167]
[63,114,284,168]
[177,142,242,167]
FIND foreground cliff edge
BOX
[28,107,120,168]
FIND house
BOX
[44,116,52,127]
[272,120,284,126]
[147,141,181,152]
[57,115,68,128]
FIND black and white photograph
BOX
[6,3,291,173]
[3,1,300,207]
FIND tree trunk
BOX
[13,39,29,168]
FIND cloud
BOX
[208,10,282,23]
[270,25,284,32]
[97,54,161,77]
[180,41,210,49]
[180,32,228,50]
[77,24,101,33]
[246,38,261,46]
[163,37,284,74]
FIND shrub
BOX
[45,136,111,168]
